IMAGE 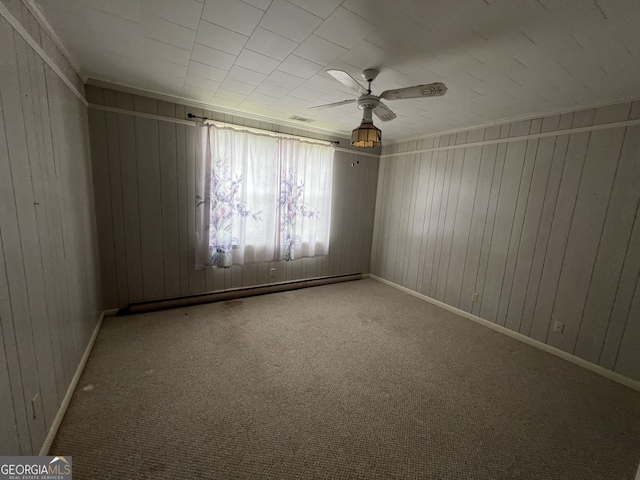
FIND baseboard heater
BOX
[125,273,363,314]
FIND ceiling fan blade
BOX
[374,101,397,122]
[308,99,357,110]
[327,69,367,95]
[380,82,447,100]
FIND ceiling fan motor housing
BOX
[357,94,380,111]
[362,69,379,83]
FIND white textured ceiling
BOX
[35,0,640,141]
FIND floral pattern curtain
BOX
[195,124,334,269]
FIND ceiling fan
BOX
[309,68,447,147]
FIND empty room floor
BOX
[52,279,640,479]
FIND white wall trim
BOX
[0,0,87,106]
[381,118,640,159]
[21,0,86,82]
[39,311,105,455]
[387,95,640,147]
[369,274,640,393]
[89,104,194,126]
[88,103,380,158]
[86,78,349,140]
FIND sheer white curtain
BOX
[279,138,333,261]
[195,124,278,268]
[195,123,334,269]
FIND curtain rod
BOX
[187,113,340,146]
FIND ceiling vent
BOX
[289,115,315,123]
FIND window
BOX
[195,124,334,269]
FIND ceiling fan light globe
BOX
[351,121,381,148]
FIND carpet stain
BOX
[223,299,243,309]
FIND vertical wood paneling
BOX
[0,308,20,453]
[384,156,405,281]
[394,156,414,285]
[416,150,436,294]
[89,109,118,307]
[421,150,447,296]
[495,121,541,327]
[405,155,429,291]
[0,100,32,455]
[429,148,453,297]
[614,277,640,379]
[116,92,144,302]
[255,262,269,285]
[25,47,63,407]
[380,157,396,281]
[87,87,378,307]
[0,22,47,453]
[372,100,640,382]
[501,134,553,330]
[359,154,378,273]
[346,154,359,274]
[104,91,129,307]
[471,139,507,315]
[396,154,418,285]
[435,148,463,301]
[370,157,387,275]
[518,134,569,335]
[341,152,358,274]
[186,111,206,294]
[0,13,102,455]
[175,105,190,296]
[327,154,346,276]
[458,139,493,312]
[445,145,480,307]
[14,33,61,429]
[574,125,640,363]
[231,265,243,287]
[600,206,640,370]
[134,97,165,300]
[158,101,181,298]
[43,72,73,385]
[529,131,590,342]
[478,139,526,322]
[242,262,258,286]
[30,52,68,390]
[546,128,625,352]
[46,73,74,371]
[472,132,505,317]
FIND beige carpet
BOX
[52,279,640,479]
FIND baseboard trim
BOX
[128,273,363,314]
[369,275,640,393]
[39,311,105,455]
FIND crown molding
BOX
[380,118,640,159]
[386,95,640,148]
[0,0,86,105]
[86,78,355,142]
[21,0,86,82]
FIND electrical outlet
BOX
[31,393,41,419]
[269,268,276,277]
[472,293,479,302]
[553,321,565,334]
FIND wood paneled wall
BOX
[0,5,102,455]
[372,102,640,382]
[85,85,379,309]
